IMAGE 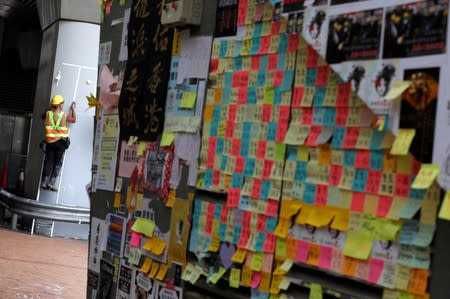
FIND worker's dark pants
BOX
[42,139,66,184]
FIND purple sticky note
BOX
[220,243,235,269]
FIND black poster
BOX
[119,0,174,141]
[383,1,449,58]
[215,0,239,37]
[96,260,115,299]
[331,0,363,5]
[400,67,440,163]
[282,0,328,13]
[326,8,383,63]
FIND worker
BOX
[41,95,76,191]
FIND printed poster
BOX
[116,261,137,299]
[119,8,131,62]
[118,141,142,178]
[326,8,383,64]
[96,260,115,299]
[383,1,449,58]
[400,67,439,163]
[331,0,363,4]
[88,217,107,273]
[96,115,120,191]
[168,198,192,265]
[215,0,239,37]
[302,5,329,57]
[282,0,328,13]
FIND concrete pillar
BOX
[25,0,100,239]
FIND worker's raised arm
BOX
[66,102,77,123]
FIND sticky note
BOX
[343,231,373,260]
[156,264,169,281]
[309,283,323,299]
[180,91,197,108]
[390,129,416,156]
[229,268,241,288]
[131,218,155,237]
[280,259,294,272]
[160,131,175,147]
[127,136,138,146]
[385,80,411,100]
[411,164,440,189]
[382,289,398,299]
[140,257,152,273]
[148,262,159,278]
[397,199,422,219]
[438,191,450,220]
[407,269,428,296]
[151,238,166,256]
[130,232,142,248]
[113,192,121,208]
[143,237,154,251]
[137,141,147,157]
[208,236,221,252]
[208,267,227,284]
[279,276,291,290]
[251,252,264,272]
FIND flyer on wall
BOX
[326,8,383,64]
[302,5,329,57]
[383,0,449,58]
[282,0,328,13]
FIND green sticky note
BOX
[309,283,323,299]
[264,87,275,104]
[274,143,286,161]
[343,231,373,260]
[131,217,155,237]
[160,131,175,147]
[180,92,197,109]
[208,267,227,284]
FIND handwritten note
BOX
[160,131,175,146]
[131,218,155,237]
[385,80,411,100]
[390,129,416,156]
[309,283,323,299]
[343,231,373,260]
[180,91,197,109]
[438,191,450,221]
[411,164,440,189]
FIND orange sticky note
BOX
[140,257,152,274]
[307,243,320,266]
[407,269,428,296]
[342,256,358,277]
[114,192,121,208]
[156,264,169,281]
[241,266,252,287]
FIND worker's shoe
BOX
[41,177,49,189]
[47,184,58,192]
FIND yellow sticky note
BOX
[280,201,302,219]
[382,289,398,299]
[148,262,159,278]
[143,237,154,252]
[140,257,152,274]
[241,266,252,287]
[280,259,294,272]
[232,248,247,264]
[439,191,450,220]
[137,141,147,157]
[180,91,197,109]
[172,31,181,56]
[156,264,169,281]
[208,267,227,284]
[309,283,323,299]
[385,80,411,100]
[251,252,264,272]
[279,276,291,291]
[131,218,155,237]
[330,209,349,232]
[391,129,416,156]
[208,236,221,252]
[127,136,138,146]
[166,190,176,207]
[160,131,175,147]
[151,238,166,256]
[229,268,241,288]
[274,218,291,239]
[113,192,121,208]
[343,231,373,260]
[411,164,440,189]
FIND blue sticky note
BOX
[234,56,243,71]
[233,40,243,58]
[241,139,250,156]
[216,138,224,154]
[219,223,227,241]
[343,150,356,168]
[327,187,340,207]
[279,33,288,52]
[242,122,252,140]
[295,161,308,182]
[323,108,336,126]
[245,158,256,177]
[281,71,294,91]
[232,173,244,188]
[255,232,266,252]
[277,53,286,70]
[232,226,241,244]
[399,220,419,245]
[257,71,266,87]
[210,120,218,137]
[224,72,233,88]
[266,216,278,232]
[370,151,384,170]
[305,68,317,87]
[254,23,263,37]
[312,107,325,125]
[215,204,222,219]
[212,105,221,121]
[251,289,269,299]
[267,122,277,141]
[251,38,261,55]
[204,169,213,188]
[221,88,232,104]
[331,127,346,148]
[352,169,368,192]
[247,87,257,104]
[219,40,228,57]
[303,183,316,204]
[261,180,271,199]
[273,88,282,105]
[239,195,250,211]
[259,55,269,70]
[313,87,326,106]
[189,232,199,252]
[409,186,426,200]
[220,155,228,171]
[370,129,385,150]
[287,145,298,160]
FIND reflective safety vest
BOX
[45,111,69,143]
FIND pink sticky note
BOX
[238,88,248,104]
[245,251,253,267]
[354,150,370,169]
[351,192,365,212]
[227,188,240,208]
[251,56,261,71]
[260,36,271,54]
[256,140,267,159]
[230,138,241,157]
[250,271,262,288]
[256,215,267,232]
[335,107,350,126]
[318,245,333,269]
[225,121,235,138]
[268,54,278,71]
[394,174,411,198]
[279,105,291,123]
[329,165,343,186]
[367,258,384,284]
[220,206,229,223]
[366,170,382,194]
[288,34,299,52]
[342,128,360,149]
[315,65,329,86]
[272,21,281,35]
[235,156,245,173]
[228,104,237,122]
[265,199,279,217]
[262,160,274,179]
[292,87,304,107]
[276,122,289,143]
[306,45,319,67]
[262,253,274,273]
[301,108,313,125]
[336,82,351,107]
[273,71,284,87]
[306,126,322,147]
[250,179,262,199]
[130,232,142,248]
[238,230,250,249]
[263,233,275,254]
[315,184,328,206]
[376,196,393,217]
[212,170,221,186]
[296,240,309,263]
[210,59,219,73]
[261,104,273,122]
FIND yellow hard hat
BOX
[51,95,64,106]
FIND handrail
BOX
[0,189,90,230]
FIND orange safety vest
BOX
[44,111,69,143]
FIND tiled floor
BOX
[0,228,88,299]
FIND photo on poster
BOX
[326,8,383,64]
[215,0,239,37]
[383,1,449,58]
[282,0,328,13]
[302,5,329,57]
[143,142,174,200]
[400,67,440,163]
[168,198,192,265]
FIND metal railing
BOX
[0,189,90,230]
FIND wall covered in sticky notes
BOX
[88,0,450,299]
